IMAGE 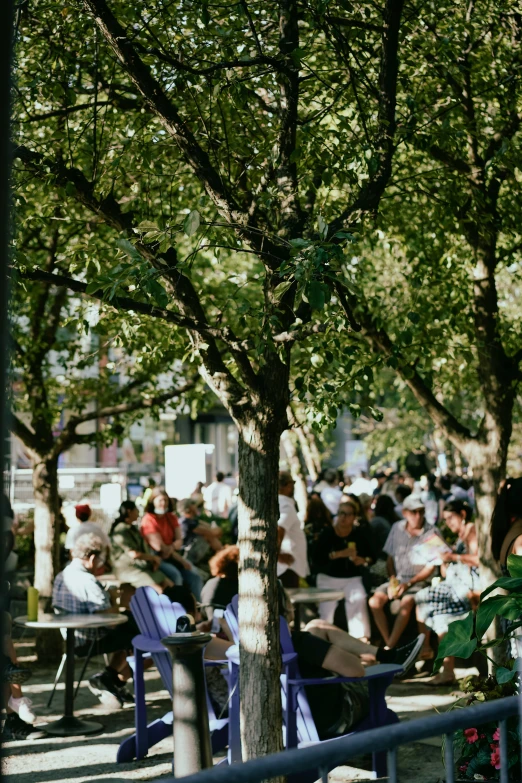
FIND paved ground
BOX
[2,637,473,783]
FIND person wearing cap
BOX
[368,494,445,649]
[64,504,110,556]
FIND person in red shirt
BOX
[140,489,203,598]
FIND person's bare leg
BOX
[321,645,365,678]
[387,595,415,648]
[305,619,378,661]
[416,616,433,658]
[108,651,132,681]
[369,592,390,646]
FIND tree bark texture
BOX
[32,456,62,599]
[237,421,284,763]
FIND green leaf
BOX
[481,577,522,600]
[496,666,517,684]
[317,215,327,240]
[307,281,326,310]
[117,238,143,264]
[407,311,420,324]
[65,181,76,197]
[476,595,518,639]
[147,279,169,308]
[508,554,522,577]
[433,612,476,672]
[274,280,293,300]
[183,210,201,237]
[289,238,310,248]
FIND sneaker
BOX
[393,634,425,678]
[8,696,36,724]
[116,685,135,704]
[2,657,32,685]
[1,713,44,741]
[88,671,125,707]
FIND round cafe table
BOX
[285,587,345,629]
[14,613,127,737]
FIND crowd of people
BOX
[4,468,522,743]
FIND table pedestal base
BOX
[44,716,103,737]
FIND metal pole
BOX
[162,631,213,777]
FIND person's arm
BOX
[396,563,435,596]
[169,549,194,570]
[386,555,396,578]
[277,521,294,565]
[511,534,522,557]
[144,530,173,558]
[173,525,183,550]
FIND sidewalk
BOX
[2,637,474,783]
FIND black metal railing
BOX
[157,695,519,783]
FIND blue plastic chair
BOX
[117,587,229,763]
[225,594,401,778]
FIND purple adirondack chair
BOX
[117,586,229,763]
[225,594,401,779]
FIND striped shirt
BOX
[383,520,445,582]
[52,559,111,646]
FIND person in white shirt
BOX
[203,472,233,519]
[278,471,309,588]
[320,469,343,517]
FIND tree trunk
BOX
[236,420,284,763]
[295,425,321,483]
[281,429,308,518]
[32,455,62,599]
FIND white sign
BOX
[345,440,368,474]
[165,444,213,500]
[100,482,122,514]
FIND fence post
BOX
[162,628,213,776]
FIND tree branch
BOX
[337,289,474,449]
[10,413,40,454]
[329,0,405,234]
[80,0,265,246]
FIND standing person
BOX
[277,471,309,588]
[64,504,110,554]
[394,484,412,517]
[140,489,203,599]
[109,501,174,594]
[357,493,373,523]
[491,477,522,572]
[369,495,447,649]
[372,471,387,497]
[313,500,374,640]
[203,472,233,519]
[421,474,441,525]
[304,496,332,544]
[320,469,343,517]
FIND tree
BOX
[12,0,407,758]
[10,258,197,602]
[341,0,522,582]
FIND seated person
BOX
[370,495,399,557]
[52,533,140,707]
[369,495,446,649]
[140,489,202,599]
[219,585,424,738]
[178,498,223,566]
[313,500,375,640]
[109,501,174,594]
[200,545,239,619]
[2,614,41,740]
[64,504,110,555]
[394,485,412,517]
[415,499,479,684]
